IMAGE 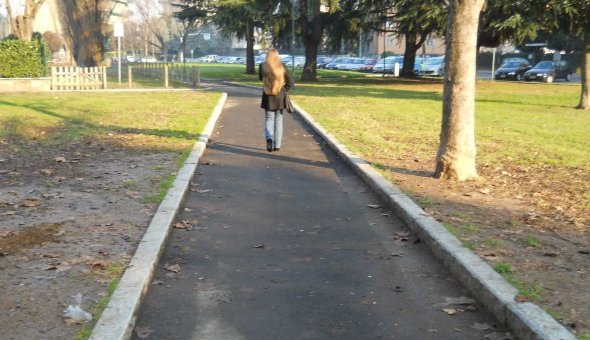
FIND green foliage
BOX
[524,235,541,247]
[494,262,515,274]
[462,240,476,250]
[0,39,47,78]
[483,238,503,248]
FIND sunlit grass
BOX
[189,64,588,171]
[0,91,220,152]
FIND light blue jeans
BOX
[265,110,283,148]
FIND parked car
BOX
[358,58,378,72]
[373,56,403,74]
[417,56,444,76]
[523,60,573,83]
[494,61,531,80]
[412,57,425,74]
[337,58,367,71]
[317,56,332,69]
[282,56,305,68]
[201,54,219,63]
[325,58,347,70]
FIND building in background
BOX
[368,31,445,57]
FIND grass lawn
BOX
[0,91,221,153]
[187,63,589,170]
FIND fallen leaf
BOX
[64,318,86,325]
[55,156,67,163]
[44,264,72,272]
[164,264,181,273]
[515,295,531,302]
[21,198,40,207]
[90,261,110,270]
[173,222,192,230]
[40,169,53,176]
[443,308,457,315]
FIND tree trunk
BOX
[401,32,418,77]
[6,0,45,41]
[299,0,322,81]
[434,0,484,181]
[577,30,590,110]
[302,33,319,80]
[245,22,256,74]
[58,0,106,66]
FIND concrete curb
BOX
[223,80,574,340]
[88,92,228,340]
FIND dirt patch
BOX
[0,137,179,339]
[379,154,590,336]
[0,223,62,255]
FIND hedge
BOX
[0,38,47,78]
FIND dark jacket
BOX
[259,62,295,111]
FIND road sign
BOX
[114,22,124,38]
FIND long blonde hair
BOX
[262,49,285,96]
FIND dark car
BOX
[317,56,332,69]
[494,61,531,81]
[523,60,573,83]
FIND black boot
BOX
[266,139,273,152]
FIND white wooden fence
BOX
[51,66,107,91]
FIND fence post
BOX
[51,66,56,90]
[128,66,133,88]
[102,66,107,89]
[164,65,169,88]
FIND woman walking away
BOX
[259,49,295,152]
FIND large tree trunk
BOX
[401,32,418,77]
[299,0,322,81]
[58,0,106,66]
[434,0,484,181]
[302,33,319,80]
[578,30,590,110]
[245,22,256,74]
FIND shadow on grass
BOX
[294,84,442,102]
[475,97,576,109]
[370,161,435,178]
[0,100,201,142]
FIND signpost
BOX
[113,22,124,84]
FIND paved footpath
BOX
[131,83,509,340]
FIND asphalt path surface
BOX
[132,83,510,340]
